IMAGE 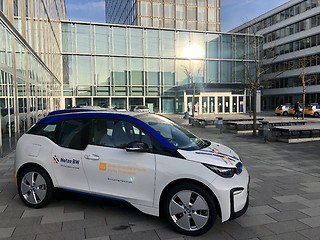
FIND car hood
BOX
[177,141,241,168]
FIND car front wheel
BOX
[314,112,319,118]
[17,166,53,208]
[164,183,217,236]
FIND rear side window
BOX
[27,123,58,141]
[57,119,90,150]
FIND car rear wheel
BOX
[283,111,288,116]
[164,183,216,236]
[314,112,319,118]
[18,166,53,208]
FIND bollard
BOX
[261,120,269,142]
[216,117,223,134]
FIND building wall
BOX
[61,21,259,113]
[0,1,64,155]
[232,0,320,110]
[105,0,220,31]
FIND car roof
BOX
[39,111,146,124]
[48,107,113,116]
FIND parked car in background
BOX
[275,103,292,116]
[134,105,150,113]
[14,112,249,236]
[304,103,320,117]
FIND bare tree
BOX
[183,62,202,117]
[241,33,264,136]
[297,56,318,119]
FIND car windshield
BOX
[137,114,210,150]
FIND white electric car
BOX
[14,111,249,235]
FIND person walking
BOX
[294,101,300,119]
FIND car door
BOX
[82,118,156,207]
[51,118,90,191]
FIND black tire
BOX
[163,183,217,236]
[314,112,319,118]
[17,166,53,208]
[283,111,288,116]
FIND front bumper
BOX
[228,191,249,221]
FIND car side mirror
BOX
[126,141,149,152]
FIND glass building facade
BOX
[232,0,320,109]
[61,21,260,114]
[105,0,220,31]
[0,0,64,155]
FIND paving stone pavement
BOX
[1,114,320,239]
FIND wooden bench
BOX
[226,120,262,134]
[264,119,306,127]
[271,123,320,143]
[189,117,216,127]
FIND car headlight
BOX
[203,163,236,178]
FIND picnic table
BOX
[271,123,320,143]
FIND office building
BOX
[105,0,220,31]
[0,0,261,155]
[61,21,258,114]
[232,0,320,109]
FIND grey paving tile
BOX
[22,207,64,218]
[224,225,274,240]
[154,227,183,240]
[13,223,62,237]
[109,230,160,240]
[265,220,309,234]
[259,232,309,240]
[0,216,42,228]
[299,226,320,240]
[86,236,110,240]
[273,195,307,203]
[300,207,320,217]
[130,219,167,232]
[0,234,36,240]
[0,227,15,238]
[0,205,7,212]
[235,214,277,227]
[36,229,85,240]
[267,210,309,222]
[85,224,132,239]
[41,211,84,224]
[299,216,320,227]
[245,205,279,216]
[62,217,106,231]
[269,202,308,212]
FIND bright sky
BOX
[64,0,289,31]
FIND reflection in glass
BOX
[163,59,175,85]
[207,61,218,83]
[77,56,92,84]
[95,57,110,85]
[130,58,143,85]
[162,31,175,57]
[77,25,91,53]
[146,59,160,85]
[95,26,109,54]
[113,57,127,85]
[130,28,143,56]
[146,30,159,56]
[113,27,126,55]
[207,34,219,58]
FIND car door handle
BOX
[84,154,100,160]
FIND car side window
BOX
[58,118,90,150]
[91,118,152,149]
[27,123,58,141]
